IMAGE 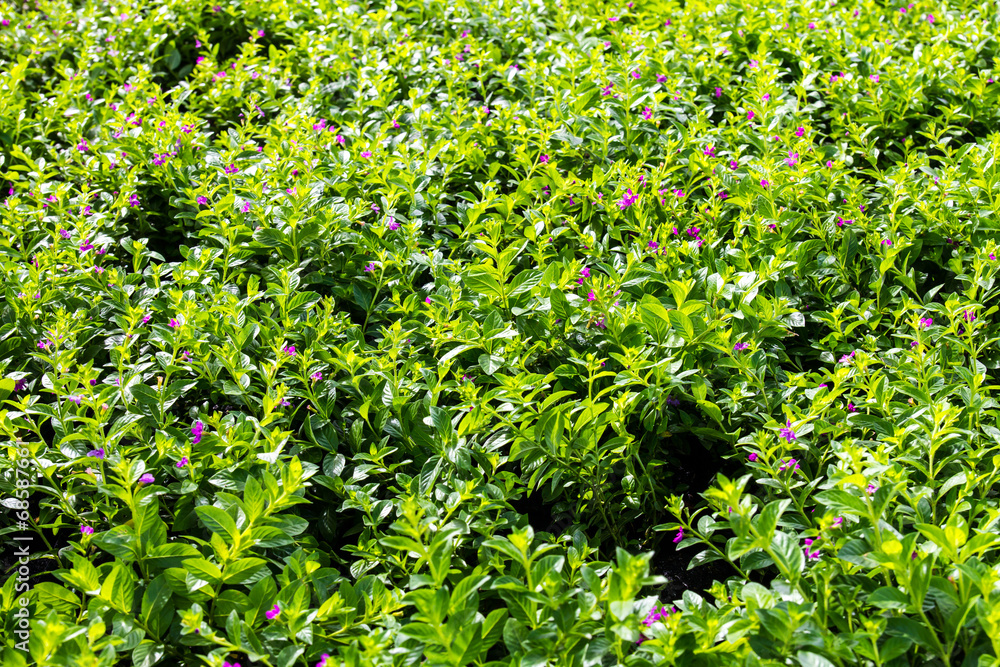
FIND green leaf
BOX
[479,353,504,375]
[195,506,239,541]
[849,413,894,437]
[769,533,804,582]
[638,295,671,344]
[868,587,910,611]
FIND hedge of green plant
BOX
[2,0,1000,664]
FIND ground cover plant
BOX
[2,0,1000,664]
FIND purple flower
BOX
[224,163,239,174]
[730,160,739,170]
[80,525,94,535]
[734,342,750,352]
[283,345,296,356]
[748,452,758,462]
[360,150,372,158]
[760,179,769,188]
[176,457,188,467]
[866,483,878,495]
[832,517,844,528]
[642,106,652,120]
[539,154,549,163]
[839,351,855,363]
[847,402,856,412]
[581,267,591,278]
[77,139,89,152]
[795,126,805,137]
[586,291,596,302]
[881,239,892,246]
[169,318,180,328]
[648,241,659,250]
[672,529,684,543]
[927,13,934,22]
[197,196,208,206]
[142,314,151,324]
[424,297,432,304]
[778,458,800,472]
[68,396,82,406]
[618,188,638,209]
[138,473,155,485]
[779,420,796,442]
[747,110,755,121]
[87,448,105,459]
[223,662,241,667]
[963,310,976,322]
[311,371,322,381]
[919,317,933,329]
[192,421,204,445]
[266,603,281,620]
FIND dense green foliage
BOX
[3,0,1000,664]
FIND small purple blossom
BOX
[176,457,188,467]
[224,163,239,174]
[778,458,800,472]
[734,342,749,352]
[672,529,684,543]
[919,317,933,329]
[265,604,281,620]
[779,420,796,442]
[283,345,296,356]
[138,473,155,485]
[618,188,638,209]
[80,525,95,535]
[87,448,105,459]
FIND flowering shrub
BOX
[1,0,1000,665]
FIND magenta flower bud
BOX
[80,525,94,535]
[138,473,154,485]
[266,603,281,620]
[176,457,188,468]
